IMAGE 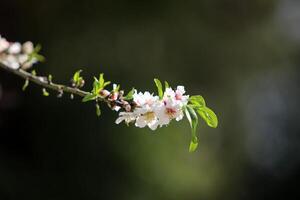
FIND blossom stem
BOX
[0,62,89,97]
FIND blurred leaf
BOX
[189,138,198,152]
[96,103,101,117]
[99,73,105,88]
[73,70,82,82]
[154,78,163,99]
[22,79,29,91]
[42,88,49,96]
[82,93,97,102]
[185,105,199,152]
[124,88,135,100]
[164,81,170,89]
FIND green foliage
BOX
[96,103,101,117]
[82,93,98,102]
[124,88,135,100]
[22,79,29,91]
[154,78,163,99]
[185,105,199,152]
[184,95,218,152]
[28,44,45,62]
[164,81,170,89]
[189,95,206,107]
[196,106,218,128]
[31,70,36,76]
[113,84,120,92]
[48,74,53,83]
[42,88,49,96]
[82,73,111,102]
[72,70,85,88]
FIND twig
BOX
[0,62,89,97]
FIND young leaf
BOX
[42,88,49,96]
[164,81,170,89]
[99,73,105,88]
[113,84,120,92]
[92,77,101,94]
[31,70,37,76]
[82,93,97,102]
[96,103,101,117]
[189,95,206,107]
[189,138,198,152]
[22,79,29,91]
[73,70,82,82]
[48,74,53,83]
[154,78,163,99]
[103,81,111,88]
[124,88,135,100]
[196,106,218,128]
[185,106,199,152]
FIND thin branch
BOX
[0,62,89,97]
[0,62,131,111]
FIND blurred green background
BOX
[1,0,300,199]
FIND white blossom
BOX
[115,86,188,130]
[8,42,21,54]
[22,41,34,54]
[2,55,20,69]
[115,112,136,124]
[0,36,9,53]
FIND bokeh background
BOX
[1,0,300,199]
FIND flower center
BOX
[165,108,176,118]
[143,111,156,122]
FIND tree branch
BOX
[0,62,89,97]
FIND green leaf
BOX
[185,106,199,152]
[31,70,36,76]
[154,78,163,99]
[96,103,101,117]
[73,70,82,82]
[189,138,198,152]
[82,93,97,102]
[164,81,169,89]
[196,106,218,128]
[189,95,206,107]
[99,73,105,88]
[113,84,120,92]
[48,74,53,82]
[124,88,135,100]
[92,77,101,94]
[103,81,111,88]
[34,44,42,53]
[22,79,29,91]
[42,88,49,96]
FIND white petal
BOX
[115,117,124,124]
[135,117,147,128]
[148,120,159,130]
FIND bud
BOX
[99,89,110,98]
[124,104,131,112]
[8,42,21,54]
[22,41,34,54]
[79,79,85,88]
[109,92,119,101]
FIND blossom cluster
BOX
[115,86,189,130]
[0,35,38,70]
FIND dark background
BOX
[1,0,300,199]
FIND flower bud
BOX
[109,92,119,101]
[22,41,34,54]
[8,42,21,54]
[99,89,110,98]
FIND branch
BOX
[0,62,88,97]
[0,35,219,152]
